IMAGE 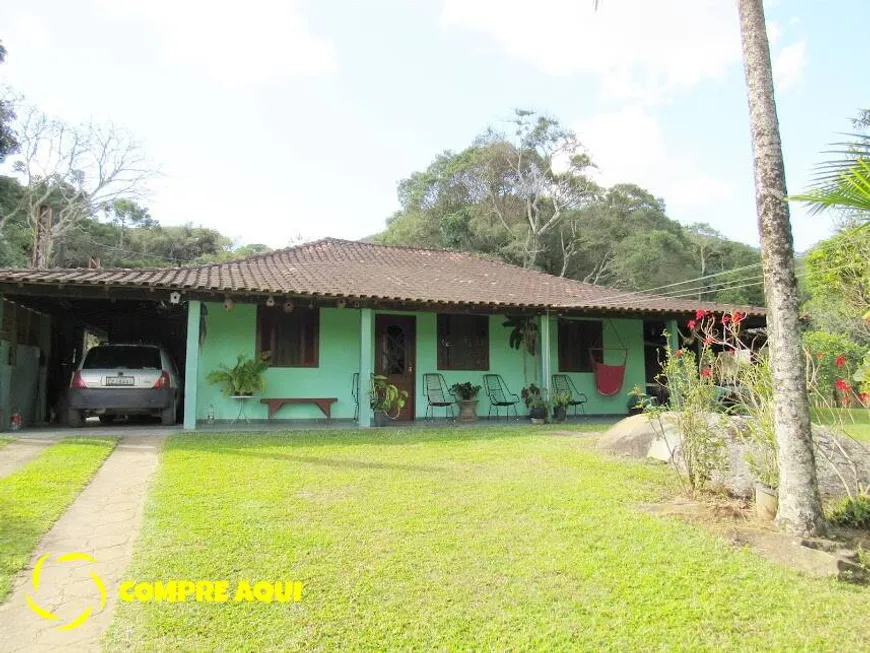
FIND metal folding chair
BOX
[482,374,520,420]
[552,374,588,418]
[422,373,455,420]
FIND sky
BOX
[2,0,868,253]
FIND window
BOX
[437,314,489,371]
[558,319,603,372]
[83,346,161,370]
[257,306,319,367]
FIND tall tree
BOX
[1,107,156,267]
[474,110,597,268]
[738,0,824,535]
[803,222,870,342]
[0,41,19,162]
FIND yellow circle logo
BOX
[26,552,106,631]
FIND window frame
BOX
[256,305,320,368]
[557,318,603,373]
[436,313,490,371]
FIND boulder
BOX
[599,412,870,498]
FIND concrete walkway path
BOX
[0,435,163,653]
[0,437,62,479]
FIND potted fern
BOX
[206,353,269,397]
[450,382,482,422]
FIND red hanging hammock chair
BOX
[588,320,629,396]
[589,354,628,396]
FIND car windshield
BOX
[83,346,162,370]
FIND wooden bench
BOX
[260,398,338,421]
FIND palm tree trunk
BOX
[738,0,825,536]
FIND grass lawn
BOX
[811,407,870,442]
[0,437,117,600]
[108,428,870,652]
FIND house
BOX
[0,238,764,430]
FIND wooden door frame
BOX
[374,314,416,421]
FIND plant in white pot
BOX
[369,375,408,427]
[734,353,779,521]
[450,382,481,422]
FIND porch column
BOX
[668,319,680,353]
[183,300,201,430]
[540,312,552,400]
[358,308,374,428]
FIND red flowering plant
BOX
[803,331,865,408]
[681,309,779,490]
[642,316,736,495]
[805,340,870,500]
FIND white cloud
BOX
[575,107,732,214]
[6,15,51,51]
[440,0,741,102]
[98,0,337,86]
[773,41,807,92]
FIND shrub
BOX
[646,335,727,495]
[803,331,866,405]
[828,495,870,529]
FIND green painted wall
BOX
[197,303,362,421]
[544,316,646,415]
[195,302,645,423]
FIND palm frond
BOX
[791,132,870,218]
[792,159,870,216]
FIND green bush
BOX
[828,495,870,529]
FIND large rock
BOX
[599,412,870,498]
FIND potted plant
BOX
[206,353,269,397]
[369,375,409,427]
[450,382,482,422]
[551,391,571,422]
[521,384,548,424]
[746,447,779,521]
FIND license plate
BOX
[105,376,134,386]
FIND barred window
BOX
[437,314,489,371]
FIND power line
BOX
[589,261,763,304]
[602,257,863,307]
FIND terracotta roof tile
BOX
[0,238,765,316]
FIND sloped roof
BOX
[0,238,764,316]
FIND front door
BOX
[375,315,416,421]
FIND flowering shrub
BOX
[802,331,865,406]
[651,310,868,499]
[646,328,726,495]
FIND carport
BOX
[0,280,194,431]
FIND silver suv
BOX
[68,344,181,427]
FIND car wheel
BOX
[98,415,116,425]
[68,409,85,428]
[161,401,176,426]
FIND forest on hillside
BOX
[373,109,764,306]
